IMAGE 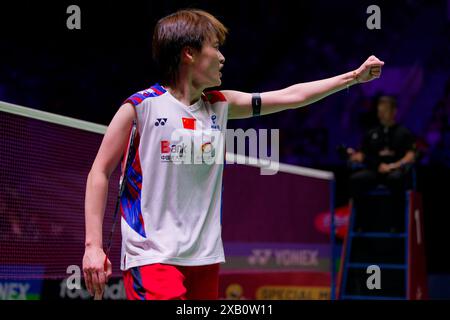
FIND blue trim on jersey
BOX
[120,148,146,238]
[124,83,167,107]
[151,83,167,94]
[130,267,146,300]
[120,175,146,238]
[120,190,145,238]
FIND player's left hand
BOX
[355,55,385,83]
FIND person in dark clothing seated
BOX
[348,95,416,197]
[347,96,416,232]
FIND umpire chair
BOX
[337,160,428,300]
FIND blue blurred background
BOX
[1,0,450,298]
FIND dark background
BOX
[1,0,450,283]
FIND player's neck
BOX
[166,77,204,107]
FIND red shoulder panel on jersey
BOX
[202,91,227,104]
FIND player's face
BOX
[191,36,225,88]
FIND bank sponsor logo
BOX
[160,140,188,163]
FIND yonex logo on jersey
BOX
[155,118,168,126]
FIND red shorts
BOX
[123,263,220,300]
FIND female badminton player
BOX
[82,9,384,300]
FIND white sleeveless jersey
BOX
[119,84,228,270]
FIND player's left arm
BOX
[222,55,384,119]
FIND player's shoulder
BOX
[201,90,227,105]
[123,83,167,107]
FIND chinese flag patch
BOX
[182,117,196,130]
